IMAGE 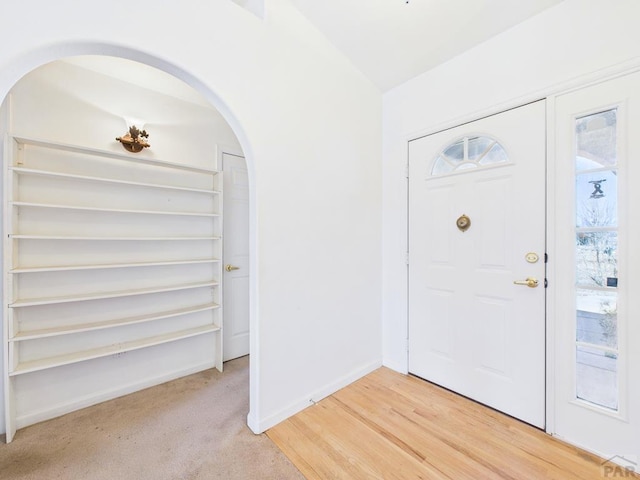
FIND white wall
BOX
[0,0,382,435]
[382,0,640,372]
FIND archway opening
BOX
[0,53,255,442]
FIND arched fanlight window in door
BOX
[432,135,509,175]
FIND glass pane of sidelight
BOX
[574,108,619,412]
[575,232,618,288]
[576,289,618,348]
[575,109,617,170]
[576,345,618,410]
[575,171,617,228]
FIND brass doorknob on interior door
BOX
[513,277,539,288]
[225,264,240,272]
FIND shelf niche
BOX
[3,136,224,442]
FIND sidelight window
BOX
[574,109,619,411]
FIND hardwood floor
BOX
[268,367,638,479]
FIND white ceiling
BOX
[289,0,565,91]
[61,1,565,99]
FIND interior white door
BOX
[222,152,250,361]
[552,72,640,462]
[408,100,546,428]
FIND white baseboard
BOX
[15,361,215,430]
[246,410,260,434]
[551,432,638,471]
[251,359,382,434]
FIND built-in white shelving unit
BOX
[3,136,223,442]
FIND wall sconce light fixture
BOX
[116,125,150,153]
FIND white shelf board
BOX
[9,325,220,376]
[12,201,220,217]
[10,280,219,308]
[11,302,220,341]
[11,235,221,241]
[10,167,220,195]
[11,258,220,273]
[11,135,219,175]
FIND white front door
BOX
[551,72,640,462]
[222,152,250,361]
[408,100,546,428]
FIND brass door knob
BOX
[456,214,471,232]
[513,277,539,288]
[225,264,240,272]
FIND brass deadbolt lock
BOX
[456,214,471,232]
[525,252,539,263]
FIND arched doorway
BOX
[0,51,255,442]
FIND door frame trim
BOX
[220,146,249,363]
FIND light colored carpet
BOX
[0,356,305,480]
